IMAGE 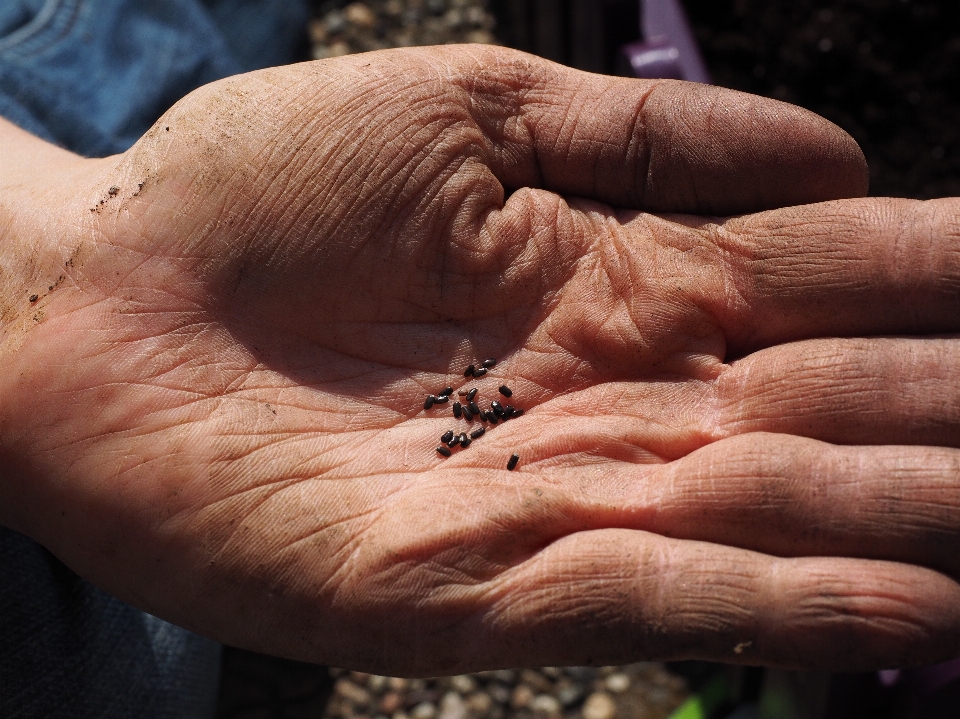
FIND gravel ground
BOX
[325,664,688,719]
[309,0,497,59]
[217,652,691,719]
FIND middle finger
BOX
[714,335,960,448]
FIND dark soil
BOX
[682,0,960,200]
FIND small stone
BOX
[487,684,511,705]
[520,669,553,693]
[489,669,516,685]
[400,8,422,27]
[345,2,377,28]
[449,675,476,694]
[605,673,630,694]
[466,692,492,716]
[466,7,488,25]
[108,186,120,196]
[327,40,353,57]
[444,8,464,28]
[381,692,403,714]
[411,702,437,719]
[645,686,671,706]
[369,675,389,693]
[336,678,373,707]
[465,29,495,44]
[582,692,617,719]
[556,684,584,708]
[510,685,534,710]
[531,694,561,715]
[438,692,468,719]
[388,677,409,692]
[323,9,347,33]
[565,667,597,682]
[308,18,328,43]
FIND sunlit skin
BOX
[1,45,958,675]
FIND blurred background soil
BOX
[684,0,960,200]
[217,2,959,718]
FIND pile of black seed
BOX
[424,359,522,470]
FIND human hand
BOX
[3,45,954,675]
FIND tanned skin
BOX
[1,46,958,675]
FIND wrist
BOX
[0,116,117,324]
[0,118,109,530]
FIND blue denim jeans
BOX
[0,1,308,716]
[0,0,309,157]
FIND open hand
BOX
[3,45,956,674]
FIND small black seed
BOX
[470,427,486,439]
[441,430,454,444]
[468,401,481,415]
[504,405,516,419]
[463,406,474,421]
[466,388,478,402]
[482,359,497,369]
[434,394,449,404]
[424,396,435,410]
[486,411,499,424]
[473,367,488,378]
[439,387,453,398]
[499,385,513,398]
[513,409,524,417]
[507,454,520,471]
[437,446,452,457]
[460,435,472,448]
[464,364,475,377]
[491,401,505,417]
[453,402,462,418]
[449,434,461,448]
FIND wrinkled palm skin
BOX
[2,46,960,675]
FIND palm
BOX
[7,46,959,674]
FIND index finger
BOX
[434,45,868,214]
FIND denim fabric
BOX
[0,0,310,157]
[0,527,221,718]
[0,1,309,716]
